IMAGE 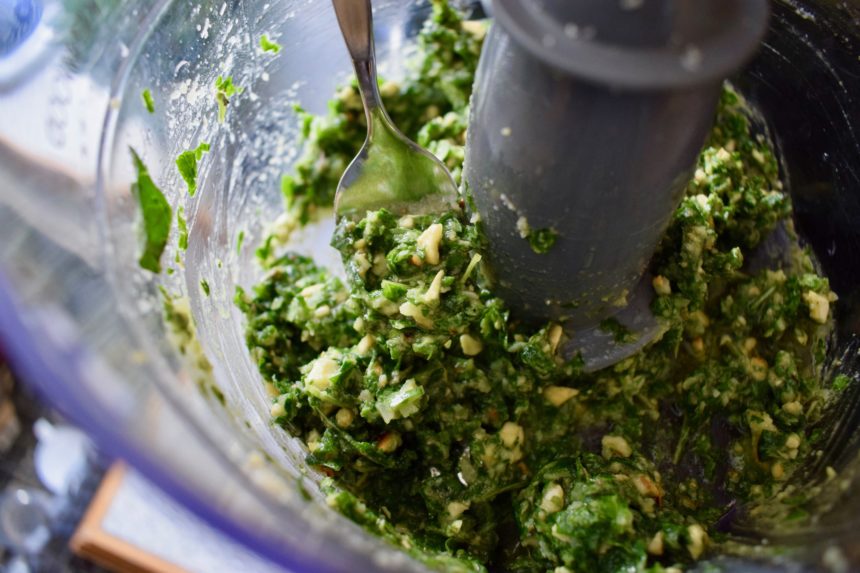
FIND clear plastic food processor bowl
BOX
[1,1,860,571]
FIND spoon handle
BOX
[331,0,383,114]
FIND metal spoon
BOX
[330,0,459,220]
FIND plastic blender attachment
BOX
[465,0,769,370]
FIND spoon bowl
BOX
[331,0,459,220]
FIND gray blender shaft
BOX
[465,0,768,366]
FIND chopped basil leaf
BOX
[177,206,189,251]
[528,227,558,254]
[129,148,171,273]
[141,88,155,113]
[175,142,210,196]
[214,75,242,123]
[259,34,281,53]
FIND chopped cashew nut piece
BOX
[500,422,524,448]
[459,334,483,356]
[540,483,565,514]
[652,275,672,296]
[306,355,339,391]
[423,270,445,305]
[417,223,444,265]
[602,435,632,458]
[336,408,355,428]
[544,385,579,406]
[400,302,434,328]
[447,501,470,519]
[356,334,375,355]
[803,290,830,324]
[548,323,563,353]
[647,531,664,556]
[687,524,707,559]
[377,432,402,453]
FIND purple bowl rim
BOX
[0,269,348,573]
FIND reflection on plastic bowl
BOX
[0,0,42,58]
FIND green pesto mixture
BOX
[235,3,838,572]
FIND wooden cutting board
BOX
[70,463,285,573]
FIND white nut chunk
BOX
[422,270,445,305]
[447,501,470,519]
[499,422,525,448]
[400,301,434,329]
[601,434,632,458]
[540,483,565,514]
[459,334,484,356]
[548,323,563,353]
[356,334,375,356]
[270,395,287,418]
[803,290,830,324]
[305,352,340,394]
[544,385,579,406]
[377,432,402,453]
[652,275,672,296]
[336,408,355,428]
[647,531,664,556]
[417,223,444,265]
[686,524,708,559]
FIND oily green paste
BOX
[236,2,838,571]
